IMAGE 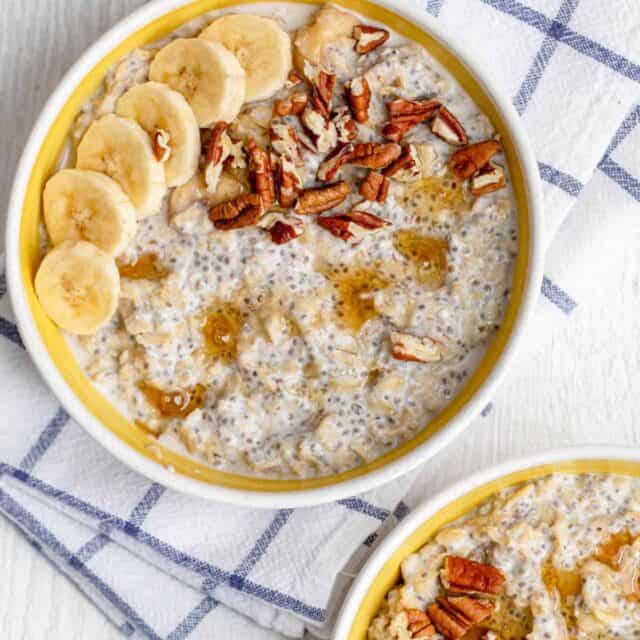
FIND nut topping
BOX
[247,139,275,209]
[359,171,389,202]
[209,193,263,231]
[273,155,303,208]
[428,597,494,640]
[317,210,391,245]
[152,128,171,163]
[383,144,421,181]
[285,70,304,88]
[272,92,309,117]
[204,122,231,192]
[258,212,304,244]
[405,609,436,638]
[310,68,336,119]
[345,76,372,123]
[317,143,354,182]
[353,24,390,54]
[301,107,339,153]
[450,140,501,179]
[332,105,358,143]
[383,98,441,142]
[441,556,505,597]
[390,331,442,363]
[349,142,402,169]
[431,107,468,145]
[470,161,506,195]
[269,123,303,166]
[294,181,350,215]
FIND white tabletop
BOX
[2,1,639,638]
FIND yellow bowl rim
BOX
[334,445,640,639]
[5,0,544,507]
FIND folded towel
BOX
[1,0,638,637]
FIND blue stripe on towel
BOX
[426,0,446,17]
[538,161,584,196]
[541,276,578,314]
[598,157,640,202]
[166,596,218,640]
[337,497,390,521]
[0,317,23,348]
[19,407,69,472]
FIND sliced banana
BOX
[149,38,246,127]
[35,241,120,335]
[199,14,292,103]
[76,114,166,219]
[43,169,137,257]
[116,82,200,188]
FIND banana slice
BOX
[149,38,246,127]
[76,114,166,219]
[199,14,292,102]
[43,169,137,257]
[35,241,120,335]
[116,82,200,188]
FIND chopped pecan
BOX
[353,24,390,54]
[383,144,421,181]
[317,210,391,245]
[470,161,506,195]
[257,212,304,244]
[441,556,505,597]
[209,193,263,231]
[310,69,336,119]
[431,107,468,145]
[269,123,303,165]
[345,76,371,123]
[273,91,309,117]
[383,98,441,142]
[428,597,494,640]
[152,128,171,163]
[294,181,350,215]
[359,171,389,202]
[390,331,442,363]
[273,155,303,208]
[247,139,275,208]
[301,107,338,153]
[450,140,501,179]
[349,142,402,169]
[405,609,436,638]
[286,70,304,88]
[317,143,354,182]
[204,122,231,192]
[332,106,358,143]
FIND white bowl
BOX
[5,0,544,508]
[334,445,640,638]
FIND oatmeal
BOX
[368,473,640,639]
[34,3,518,478]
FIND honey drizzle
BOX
[399,173,470,220]
[201,303,243,362]
[393,229,449,289]
[118,253,169,280]
[139,382,205,418]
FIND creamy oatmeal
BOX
[35,3,518,478]
[368,473,640,639]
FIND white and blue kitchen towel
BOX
[1,1,639,638]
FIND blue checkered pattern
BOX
[1,1,639,637]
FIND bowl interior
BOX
[345,457,640,638]
[16,0,531,494]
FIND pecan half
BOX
[353,24,390,54]
[345,76,371,123]
[383,98,441,142]
[431,107,468,145]
[349,142,402,169]
[294,181,350,215]
[383,144,421,181]
[332,105,358,143]
[311,68,336,119]
[390,331,442,363]
[470,161,506,195]
[441,556,505,597]
[273,91,309,117]
[317,143,354,182]
[273,155,303,208]
[428,597,494,640]
[247,139,275,208]
[301,107,338,153]
[204,122,231,192]
[152,128,171,163]
[359,171,389,202]
[209,193,263,230]
[257,212,304,244]
[269,123,303,166]
[317,210,391,245]
[406,609,436,638]
[450,140,501,179]
[285,70,304,88]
